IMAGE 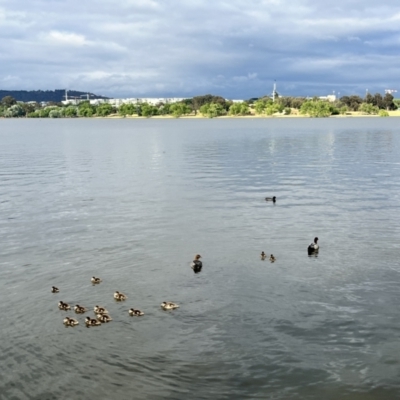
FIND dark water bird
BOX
[161,302,179,310]
[265,196,276,203]
[191,254,202,273]
[51,286,59,293]
[58,301,71,311]
[91,276,102,284]
[85,317,101,327]
[308,237,319,255]
[74,305,88,314]
[260,251,266,260]
[63,317,79,327]
[269,254,276,262]
[129,308,144,316]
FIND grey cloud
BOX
[0,0,399,98]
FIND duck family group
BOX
[53,256,203,328]
[54,197,319,328]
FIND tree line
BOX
[0,92,398,119]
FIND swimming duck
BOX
[129,308,144,316]
[307,237,319,255]
[269,254,276,262]
[85,317,101,327]
[91,276,102,284]
[96,314,112,323]
[94,305,108,314]
[74,305,88,314]
[58,301,71,311]
[161,302,179,310]
[51,286,59,293]
[191,254,202,273]
[63,317,79,327]
[114,291,127,301]
[260,251,266,260]
[265,196,276,203]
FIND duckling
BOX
[129,308,144,316]
[114,291,127,301]
[74,305,88,314]
[91,276,102,284]
[51,286,59,293]
[260,251,266,260]
[191,254,202,273]
[269,254,276,263]
[58,301,71,311]
[94,305,108,314]
[161,302,179,310]
[63,317,79,327]
[96,314,112,323]
[85,317,101,327]
[265,196,276,203]
[307,237,319,255]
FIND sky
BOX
[0,0,399,99]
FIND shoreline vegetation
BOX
[1,93,399,119]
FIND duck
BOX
[269,254,276,262]
[114,291,127,301]
[161,302,179,310]
[260,251,266,260]
[74,305,88,314]
[96,314,112,323]
[63,317,79,327]
[191,254,202,273]
[58,301,71,311]
[265,196,276,203]
[94,305,108,314]
[51,286,59,293]
[85,317,101,327]
[91,276,102,284]
[129,308,144,316]
[308,237,319,255]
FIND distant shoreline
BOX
[2,111,400,120]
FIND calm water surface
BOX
[0,118,399,399]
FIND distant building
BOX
[318,95,336,102]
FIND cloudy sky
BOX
[0,0,399,99]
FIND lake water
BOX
[0,118,399,399]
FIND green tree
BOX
[359,103,379,115]
[118,103,137,116]
[254,100,268,114]
[141,103,159,117]
[300,100,332,117]
[64,106,78,117]
[382,93,396,110]
[193,95,228,114]
[169,103,191,117]
[228,102,249,116]
[78,101,96,117]
[49,109,62,118]
[1,96,17,107]
[3,104,25,117]
[199,103,226,118]
[379,110,389,117]
[96,103,114,117]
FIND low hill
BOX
[0,89,109,103]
